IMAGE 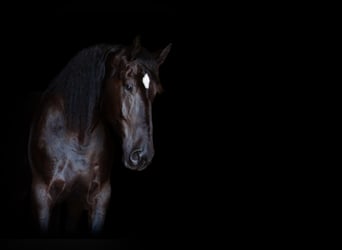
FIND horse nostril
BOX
[129,149,142,165]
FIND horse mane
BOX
[44,44,122,134]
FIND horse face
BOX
[116,65,157,171]
[104,42,171,170]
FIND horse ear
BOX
[130,35,142,59]
[156,43,172,66]
[132,35,141,49]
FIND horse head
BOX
[103,37,171,171]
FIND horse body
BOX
[28,38,171,234]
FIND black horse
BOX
[28,37,171,234]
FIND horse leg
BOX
[88,181,111,234]
[31,179,51,232]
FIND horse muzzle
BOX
[124,148,154,171]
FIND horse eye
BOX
[124,83,133,92]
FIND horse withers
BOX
[28,37,171,234]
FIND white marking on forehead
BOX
[142,73,150,89]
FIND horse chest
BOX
[40,115,107,201]
[46,142,102,201]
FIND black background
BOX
[1,2,299,249]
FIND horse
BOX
[28,37,171,234]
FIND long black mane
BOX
[44,44,122,134]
